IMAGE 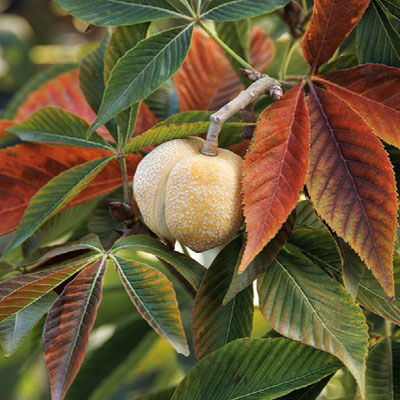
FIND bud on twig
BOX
[108,202,134,227]
[240,69,264,82]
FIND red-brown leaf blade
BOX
[0,262,89,323]
[44,257,106,400]
[239,84,309,272]
[0,144,141,236]
[315,64,400,149]
[302,0,370,73]
[306,84,397,297]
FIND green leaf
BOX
[3,157,112,256]
[105,23,150,146]
[0,291,56,357]
[202,0,290,21]
[357,0,400,67]
[133,387,176,400]
[215,20,250,83]
[276,375,333,400]
[53,0,187,26]
[294,200,325,230]
[111,235,206,290]
[365,338,400,399]
[44,257,107,400]
[66,317,151,400]
[192,237,253,360]
[257,244,369,394]
[7,107,114,150]
[289,228,400,326]
[223,212,295,304]
[79,35,110,114]
[144,80,177,121]
[111,255,189,355]
[1,64,76,120]
[90,24,194,133]
[0,260,93,323]
[171,338,342,399]
[382,0,400,19]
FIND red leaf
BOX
[12,69,156,141]
[0,120,14,138]
[239,84,309,272]
[301,0,370,73]
[44,258,106,400]
[315,65,400,149]
[0,144,141,236]
[307,84,397,297]
[175,28,275,112]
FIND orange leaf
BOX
[44,258,106,400]
[240,84,309,272]
[0,144,141,236]
[12,69,156,141]
[302,0,370,73]
[175,28,275,112]
[307,84,397,297]
[315,64,400,149]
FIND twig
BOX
[201,76,283,156]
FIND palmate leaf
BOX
[365,338,400,399]
[240,84,309,272]
[315,64,400,149]
[171,338,341,399]
[223,211,295,304]
[257,244,369,394]
[53,0,186,26]
[288,228,400,326]
[301,0,370,73]
[0,144,141,236]
[111,235,206,290]
[104,23,150,146]
[306,84,398,297]
[8,107,114,150]
[3,157,113,256]
[0,261,91,323]
[0,291,56,357]
[90,24,194,134]
[192,237,253,360]
[357,0,400,67]
[276,375,333,400]
[202,0,290,21]
[111,255,189,355]
[44,257,107,400]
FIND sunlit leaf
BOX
[0,261,91,323]
[315,64,400,149]
[192,237,253,360]
[223,211,295,304]
[171,338,341,399]
[365,338,400,399]
[111,235,205,290]
[53,0,187,26]
[301,0,370,73]
[0,292,56,357]
[357,0,400,67]
[112,255,189,355]
[90,25,194,133]
[44,257,106,400]
[132,387,176,400]
[3,157,113,255]
[258,244,368,394]
[307,84,398,297]
[240,84,309,272]
[8,107,114,150]
[202,0,290,21]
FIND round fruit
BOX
[133,137,243,252]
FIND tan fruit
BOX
[133,137,243,252]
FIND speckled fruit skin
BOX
[133,137,243,252]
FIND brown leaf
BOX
[307,83,397,297]
[0,144,141,235]
[44,258,106,400]
[301,0,370,73]
[315,64,400,149]
[175,28,275,112]
[240,84,309,272]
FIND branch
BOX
[201,76,283,156]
